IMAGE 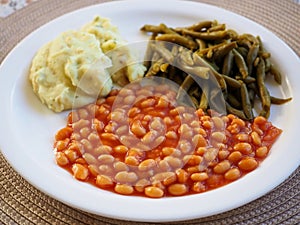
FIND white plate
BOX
[0,0,299,222]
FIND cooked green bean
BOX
[227,29,239,40]
[209,88,226,114]
[248,88,256,106]
[193,53,227,90]
[180,29,229,41]
[242,76,256,84]
[141,20,292,119]
[227,93,242,108]
[191,96,199,108]
[269,64,282,84]
[222,50,234,76]
[160,63,169,73]
[256,59,271,118]
[197,41,227,56]
[236,46,249,59]
[226,102,248,120]
[199,91,208,110]
[177,48,194,66]
[155,34,197,50]
[178,20,212,32]
[180,65,210,80]
[223,75,241,88]
[257,36,271,72]
[239,34,259,45]
[179,75,195,91]
[237,38,252,49]
[196,39,207,50]
[176,75,195,103]
[246,43,259,76]
[141,23,177,34]
[270,96,292,104]
[150,43,174,62]
[233,49,248,79]
[145,58,165,77]
[240,82,254,120]
[213,41,238,62]
[208,23,226,32]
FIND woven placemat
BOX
[0,0,299,224]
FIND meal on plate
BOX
[28,15,292,198]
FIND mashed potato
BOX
[29,16,146,112]
[81,16,146,86]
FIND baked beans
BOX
[54,83,282,198]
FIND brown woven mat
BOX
[0,0,299,224]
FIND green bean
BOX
[193,53,227,90]
[177,48,194,66]
[237,38,252,49]
[197,41,227,56]
[223,75,241,88]
[167,64,177,81]
[213,41,238,62]
[256,59,271,118]
[179,20,212,31]
[226,102,248,120]
[196,39,207,50]
[209,88,226,114]
[257,36,271,72]
[180,64,210,80]
[180,29,229,41]
[141,23,177,34]
[227,29,239,40]
[236,47,248,59]
[242,76,256,84]
[270,96,292,104]
[151,52,161,62]
[141,20,291,120]
[145,58,165,77]
[150,43,174,62]
[233,49,248,79]
[158,23,178,34]
[240,82,254,120]
[253,57,260,67]
[222,50,234,76]
[227,93,241,108]
[208,23,226,32]
[179,75,195,92]
[191,96,199,108]
[239,34,259,46]
[140,24,162,33]
[247,82,257,91]
[246,43,259,76]
[269,64,282,84]
[176,75,195,104]
[160,63,169,73]
[155,34,197,49]
[248,88,256,106]
[199,92,208,110]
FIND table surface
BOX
[0,0,299,224]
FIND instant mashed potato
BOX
[29,16,146,112]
